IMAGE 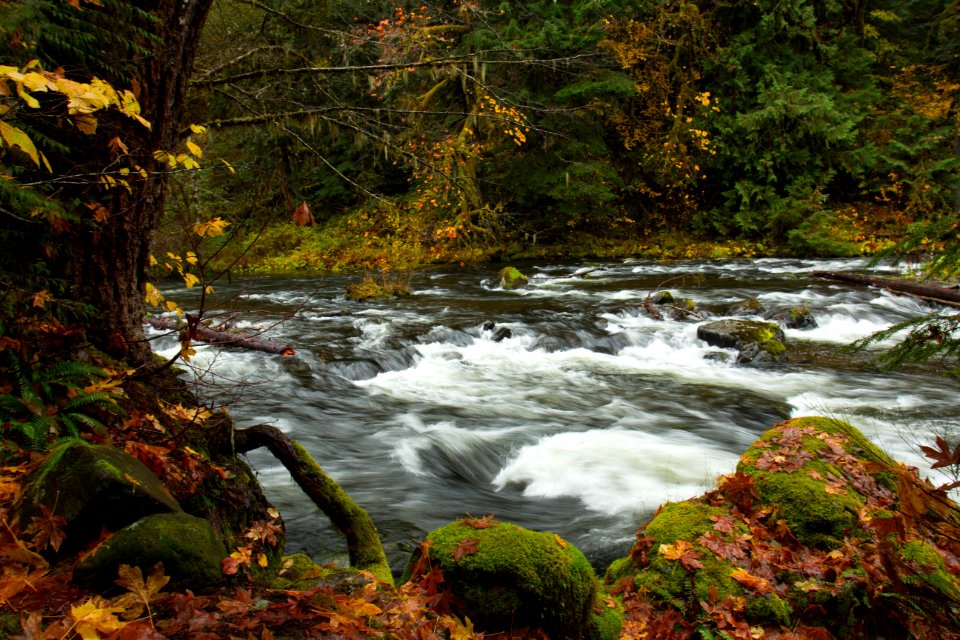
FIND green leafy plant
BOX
[0,351,123,449]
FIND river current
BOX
[153,257,958,571]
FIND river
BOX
[153,257,959,572]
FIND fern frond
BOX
[43,361,108,385]
[64,412,107,436]
[63,392,117,412]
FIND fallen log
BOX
[145,317,296,356]
[232,424,392,583]
[811,271,960,307]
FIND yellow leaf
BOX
[71,599,126,640]
[189,123,206,134]
[220,158,236,173]
[186,139,202,158]
[185,251,198,265]
[31,290,52,308]
[183,273,200,288]
[193,216,231,238]
[257,553,268,568]
[0,120,41,166]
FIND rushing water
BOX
[153,257,959,572]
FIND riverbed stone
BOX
[404,519,606,639]
[765,305,818,329]
[74,512,227,592]
[725,296,765,316]
[17,440,181,550]
[498,266,528,289]
[696,319,787,364]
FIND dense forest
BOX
[2,0,960,638]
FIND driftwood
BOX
[233,424,392,583]
[811,271,960,307]
[145,317,296,356]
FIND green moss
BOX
[744,593,793,625]
[755,472,861,547]
[74,512,227,592]
[634,502,742,604]
[605,556,638,583]
[414,521,596,639]
[498,266,528,289]
[899,540,960,600]
[644,501,729,543]
[590,599,625,640]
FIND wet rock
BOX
[650,290,674,304]
[17,440,181,551]
[492,327,513,342]
[404,520,609,639]
[725,297,765,316]
[765,305,818,329]
[498,266,528,289]
[74,512,227,592]
[697,319,787,364]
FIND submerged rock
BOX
[404,519,614,639]
[696,319,787,364]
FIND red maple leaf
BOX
[459,514,497,529]
[452,538,479,561]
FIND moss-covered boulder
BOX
[696,319,787,364]
[606,417,960,638]
[405,519,601,639]
[74,512,227,592]
[737,416,897,547]
[17,440,181,550]
[498,266,528,289]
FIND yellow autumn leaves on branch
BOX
[0,60,149,169]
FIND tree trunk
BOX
[232,424,393,584]
[62,0,215,364]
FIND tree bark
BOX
[144,317,296,356]
[232,424,393,584]
[812,271,960,306]
[59,0,215,364]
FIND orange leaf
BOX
[452,538,479,561]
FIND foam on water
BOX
[493,428,738,515]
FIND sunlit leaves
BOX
[193,216,230,238]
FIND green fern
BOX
[0,351,123,449]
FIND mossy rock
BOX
[696,319,787,364]
[345,276,411,301]
[405,520,599,639]
[738,417,897,548]
[17,440,180,550]
[74,512,227,592]
[498,266,528,289]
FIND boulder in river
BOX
[765,305,818,329]
[498,266,528,290]
[724,296,765,316]
[403,519,616,639]
[696,319,787,364]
